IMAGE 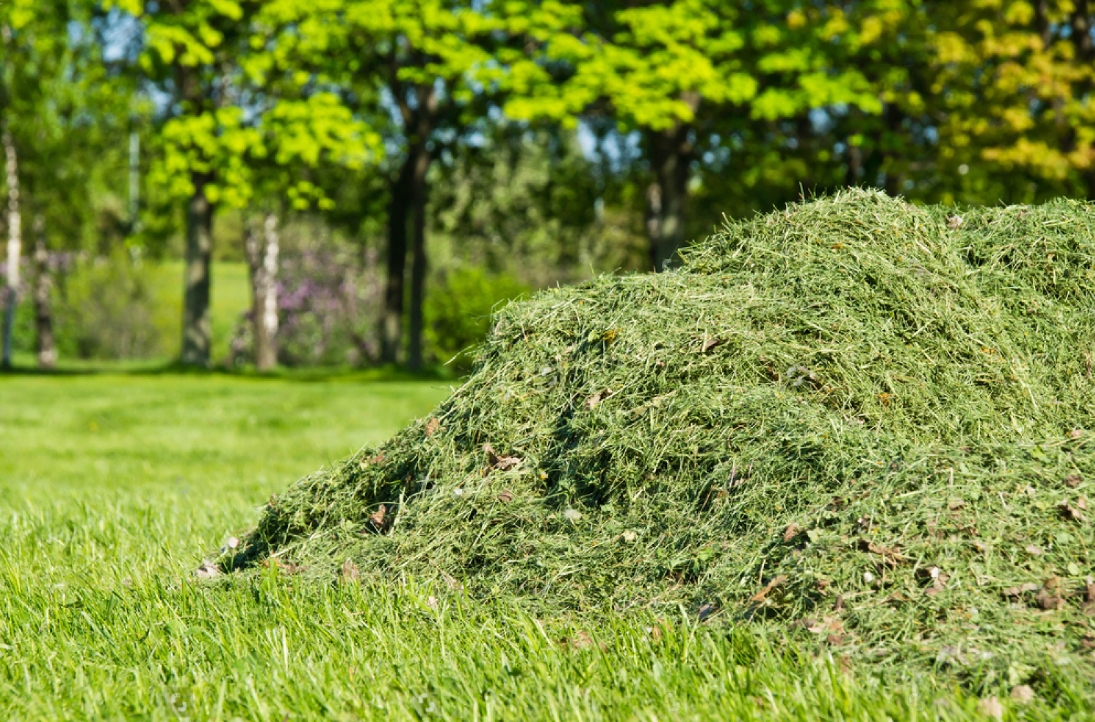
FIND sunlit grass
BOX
[0,373,1075,719]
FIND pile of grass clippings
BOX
[229,189,1095,690]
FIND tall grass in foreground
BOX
[0,373,1086,719]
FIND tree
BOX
[110,0,376,366]
[267,0,501,368]
[1,0,83,368]
[927,0,1095,202]
[106,0,258,365]
[503,0,889,269]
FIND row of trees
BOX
[2,0,1094,370]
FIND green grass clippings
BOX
[239,190,1095,696]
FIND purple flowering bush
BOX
[229,244,383,367]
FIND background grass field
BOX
[0,372,1075,720]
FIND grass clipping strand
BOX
[235,189,1095,682]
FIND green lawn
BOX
[0,373,1062,720]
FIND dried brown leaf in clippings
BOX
[916,566,948,592]
[369,504,388,529]
[195,560,221,579]
[370,453,386,465]
[426,595,439,610]
[1010,685,1035,704]
[494,456,521,470]
[497,490,515,503]
[947,498,965,510]
[263,558,304,575]
[586,388,614,409]
[1025,544,1043,556]
[441,572,462,591]
[484,443,522,471]
[858,538,907,567]
[751,575,787,603]
[978,697,1004,720]
[560,630,594,650]
[1078,496,1089,511]
[701,337,723,353]
[1035,577,1067,610]
[1065,473,1083,488]
[1058,500,1086,523]
[806,616,844,635]
[783,523,801,542]
[1070,429,1085,439]
[340,559,360,582]
[1004,581,1042,600]
[424,417,440,437]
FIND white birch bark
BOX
[2,127,21,367]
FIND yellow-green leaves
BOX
[931,0,1095,190]
[501,0,894,134]
[113,0,384,212]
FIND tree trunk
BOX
[646,123,693,272]
[381,158,412,364]
[2,127,20,369]
[32,216,55,369]
[181,174,213,366]
[407,134,432,371]
[245,212,280,371]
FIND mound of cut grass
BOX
[230,189,1095,690]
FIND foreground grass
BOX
[0,373,1080,720]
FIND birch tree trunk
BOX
[32,216,55,369]
[245,213,279,371]
[2,127,21,369]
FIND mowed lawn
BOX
[0,373,1038,720]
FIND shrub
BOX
[55,250,170,360]
[425,266,528,371]
[229,243,382,368]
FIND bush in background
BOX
[425,266,528,372]
[54,250,171,360]
[229,242,383,368]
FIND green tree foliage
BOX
[8,0,1095,370]
[261,0,504,369]
[928,0,1095,202]
[501,0,891,268]
[108,0,377,366]
[1,0,130,367]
